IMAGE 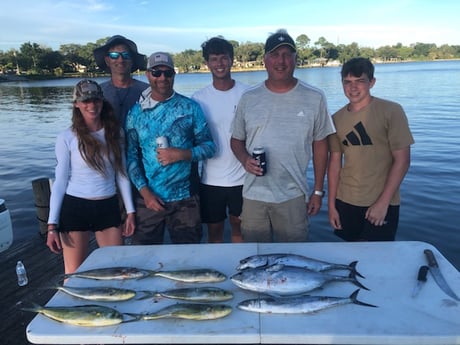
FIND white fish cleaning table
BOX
[26,241,460,344]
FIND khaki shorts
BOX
[240,195,309,242]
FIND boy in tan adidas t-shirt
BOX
[328,57,414,241]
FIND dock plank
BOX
[0,234,96,345]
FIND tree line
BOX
[1,35,459,76]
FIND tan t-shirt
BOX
[328,97,414,206]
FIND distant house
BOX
[76,63,87,73]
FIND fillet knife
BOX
[411,265,429,298]
[424,249,460,301]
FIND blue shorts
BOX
[199,184,243,223]
[334,199,399,241]
[59,194,121,232]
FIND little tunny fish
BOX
[237,289,377,314]
[153,287,233,302]
[231,264,369,296]
[129,303,232,320]
[22,303,128,326]
[237,253,364,278]
[63,266,226,283]
[55,285,137,302]
[152,269,227,283]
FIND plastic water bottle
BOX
[16,260,28,286]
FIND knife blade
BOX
[424,249,460,301]
[411,265,429,298]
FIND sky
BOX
[1,0,459,55]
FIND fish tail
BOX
[135,290,159,300]
[124,313,143,322]
[20,301,42,313]
[348,261,365,278]
[147,262,165,277]
[350,289,378,308]
[348,271,370,290]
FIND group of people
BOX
[46,30,414,275]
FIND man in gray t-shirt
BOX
[231,29,335,242]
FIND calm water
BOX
[1,61,459,270]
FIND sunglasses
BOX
[107,51,131,60]
[150,69,175,78]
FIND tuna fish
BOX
[230,264,369,296]
[237,289,377,314]
[237,253,364,278]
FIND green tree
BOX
[174,49,201,73]
[59,44,85,72]
[412,42,437,59]
[296,34,311,49]
[376,45,399,61]
[19,42,42,71]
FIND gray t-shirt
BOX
[101,79,149,127]
[231,80,335,203]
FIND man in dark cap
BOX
[93,35,149,125]
[230,29,335,243]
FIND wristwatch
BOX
[314,190,325,197]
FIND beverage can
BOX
[252,146,267,176]
[156,136,169,148]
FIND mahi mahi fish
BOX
[21,303,130,326]
[128,303,232,320]
[55,285,138,302]
[153,287,233,302]
[237,289,377,314]
[230,264,369,296]
[237,253,364,278]
[63,267,226,283]
[53,285,233,302]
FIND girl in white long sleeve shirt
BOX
[46,79,135,275]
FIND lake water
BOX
[1,61,459,270]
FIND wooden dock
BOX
[1,234,96,345]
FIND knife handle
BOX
[417,265,429,282]
[424,249,439,268]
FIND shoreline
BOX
[2,59,459,83]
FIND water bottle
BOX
[16,260,28,286]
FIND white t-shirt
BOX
[48,127,135,224]
[192,80,249,186]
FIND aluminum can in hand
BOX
[156,136,169,148]
[252,146,267,176]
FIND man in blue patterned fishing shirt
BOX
[126,52,215,244]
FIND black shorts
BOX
[334,199,399,241]
[59,194,122,232]
[199,184,243,223]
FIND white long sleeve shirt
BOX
[48,127,134,225]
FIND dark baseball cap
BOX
[265,30,296,54]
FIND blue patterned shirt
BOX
[126,90,215,202]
